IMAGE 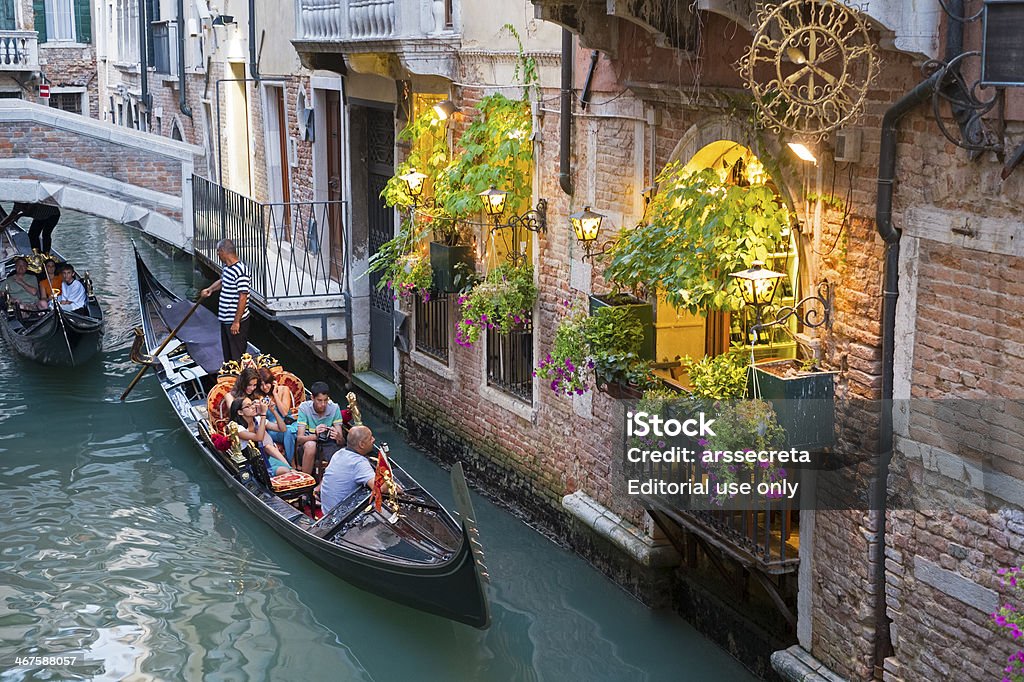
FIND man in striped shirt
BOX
[200,238,251,363]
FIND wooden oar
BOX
[120,294,206,401]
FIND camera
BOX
[316,429,331,443]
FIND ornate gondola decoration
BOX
[739,0,881,140]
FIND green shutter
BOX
[74,0,91,44]
[33,0,46,43]
[0,0,15,31]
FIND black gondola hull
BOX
[132,245,490,628]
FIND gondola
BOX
[0,221,104,366]
[130,243,490,628]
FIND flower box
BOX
[748,359,837,451]
[588,293,654,361]
[429,242,475,293]
[597,379,643,400]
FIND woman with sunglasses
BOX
[229,395,291,477]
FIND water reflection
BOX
[0,211,756,681]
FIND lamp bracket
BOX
[752,280,832,334]
[581,239,615,262]
[488,199,548,236]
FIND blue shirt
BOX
[320,448,375,512]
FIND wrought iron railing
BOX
[0,30,38,70]
[635,441,800,574]
[414,293,449,362]
[486,321,533,402]
[192,175,348,301]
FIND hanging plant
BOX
[455,262,536,347]
[992,566,1024,682]
[698,398,786,505]
[365,217,432,301]
[602,164,792,314]
[535,300,657,396]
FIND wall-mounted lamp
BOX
[433,99,460,121]
[478,186,547,268]
[728,260,831,340]
[787,142,817,164]
[569,206,613,261]
[211,15,236,26]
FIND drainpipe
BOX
[559,28,573,196]
[249,0,260,81]
[176,0,192,117]
[139,0,151,127]
[579,49,599,111]
[871,11,961,676]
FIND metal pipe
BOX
[870,11,961,675]
[176,0,192,118]
[579,49,599,111]
[138,0,151,125]
[559,28,573,196]
[249,0,260,81]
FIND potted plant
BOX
[365,219,433,303]
[455,262,535,347]
[602,164,792,316]
[748,358,837,451]
[535,301,656,397]
[588,292,655,361]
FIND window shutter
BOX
[33,0,46,43]
[0,0,15,31]
[74,0,91,44]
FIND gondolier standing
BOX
[200,238,250,363]
[0,202,61,254]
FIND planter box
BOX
[588,293,655,361]
[429,242,475,293]
[748,359,837,451]
[597,379,643,400]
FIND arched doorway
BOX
[652,139,799,381]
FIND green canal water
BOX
[0,210,757,681]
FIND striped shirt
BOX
[217,260,251,324]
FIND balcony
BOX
[0,30,39,72]
[293,0,460,78]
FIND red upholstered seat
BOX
[275,371,305,416]
[207,379,235,434]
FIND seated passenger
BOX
[256,368,297,465]
[229,396,291,477]
[7,256,46,311]
[319,425,379,513]
[295,381,345,475]
[222,366,259,415]
[37,258,61,301]
[54,263,87,314]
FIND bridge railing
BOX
[192,175,348,302]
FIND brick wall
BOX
[0,121,183,196]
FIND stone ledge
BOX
[562,491,680,568]
[771,645,848,682]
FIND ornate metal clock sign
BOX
[739,0,880,139]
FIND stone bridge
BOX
[0,100,203,248]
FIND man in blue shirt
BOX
[320,425,377,513]
[200,238,250,363]
[295,381,346,475]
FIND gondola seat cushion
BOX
[207,378,235,434]
[271,470,316,494]
[274,370,305,416]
